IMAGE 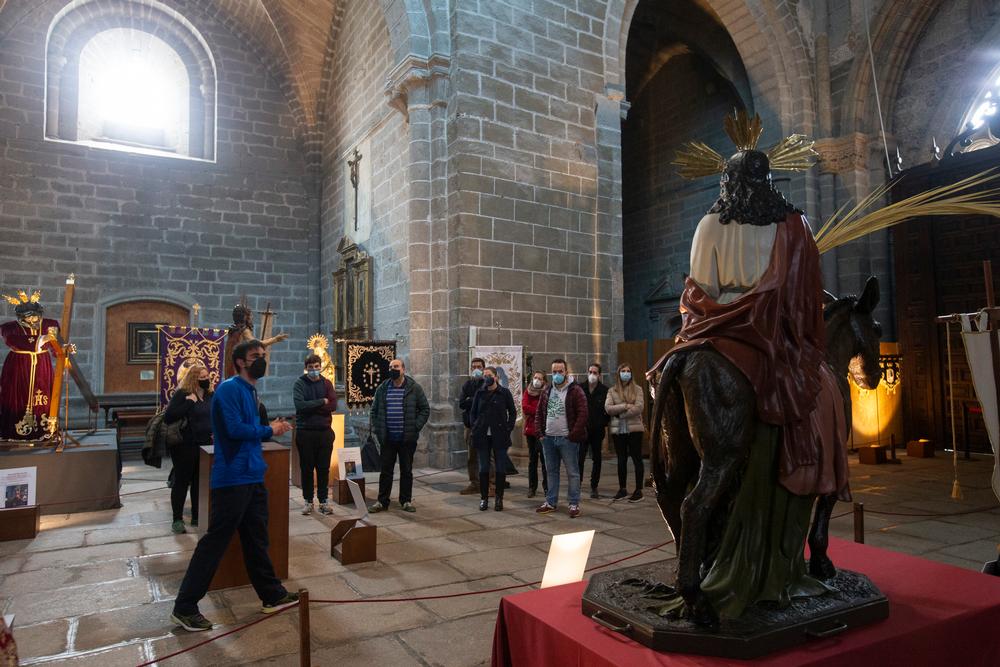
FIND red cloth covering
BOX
[492,538,1000,667]
[0,318,58,439]
[668,214,847,499]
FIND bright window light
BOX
[77,28,190,154]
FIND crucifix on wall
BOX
[348,147,363,232]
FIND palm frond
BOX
[672,141,725,180]
[815,168,1000,254]
[766,134,818,172]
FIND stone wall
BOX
[319,1,411,354]
[0,0,316,417]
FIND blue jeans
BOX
[543,436,581,507]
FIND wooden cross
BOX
[348,147,363,232]
[259,301,274,367]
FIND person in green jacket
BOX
[368,358,430,513]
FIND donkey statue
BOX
[648,276,882,627]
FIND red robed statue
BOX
[0,289,58,440]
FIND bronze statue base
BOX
[582,559,888,659]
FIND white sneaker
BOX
[301,502,313,515]
[318,503,333,515]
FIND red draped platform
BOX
[492,538,1000,666]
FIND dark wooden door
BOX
[892,145,1000,452]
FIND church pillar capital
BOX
[384,53,450,121]
[814,132,871,174]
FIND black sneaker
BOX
[613,488,628,501]
[170,611,213,632]
[261,591,299,614]
[628,490,644,503]
[590,488,601,499]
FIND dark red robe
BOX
[667,214,849,499]
[0,318,58,440]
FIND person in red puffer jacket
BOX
[533,359,588,518]
[521,370,549,498]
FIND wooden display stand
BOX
[333,478,365,505]
[906,439,935,458]
[197,442,290,591]
[0,505,40,541]
[858,444,887,464]
[330,518,376,564]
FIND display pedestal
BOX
[0,429,118,514]
[0,505,39,541]
[858,444,887,464]
[197,443,289,591]
[330,518,376,565]
[493,538,1000,667]
[331,478,365,505]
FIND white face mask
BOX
[532,378,543,389]
[588,373,598,384]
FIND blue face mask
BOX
[620,372,632,382]
[307,369,321,379]
[552,373,565,385]
[472,368,484,378]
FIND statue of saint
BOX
[223,304,288,377]
[0,290,58,439]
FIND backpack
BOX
[142,410,186,468]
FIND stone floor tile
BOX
[9,577,153,625]
[886,518,998,544]
[85,522,175,546]
[0,560,132,597]
[36,644,147,667]
[937,538,1000,562]
[75,599,236,652]
[412,575,523,620]
[141,533,201,556]
[398,611,497,667]
[384,516,482,541]
[449,525,552,550]
[0,555,26,575]
[377,536,475,565]
[337,560,467,597]
[22,542,143,572]
[9,618,69,659]
[308,599,431,645]
[147,613,300,667]
[444,544,548,579]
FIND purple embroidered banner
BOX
[157,326,227,407]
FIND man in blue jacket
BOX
[170,339,296,632]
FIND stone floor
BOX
[2,449,998,666]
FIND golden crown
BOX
[673,109,818,179]
[2,289,41,307]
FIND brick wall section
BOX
[319,1,410,353]
[0,0,317,416]
[446,0,613,380]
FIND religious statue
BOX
[0,289,58,440]
[306,333,336,385]
[223,303,288,377]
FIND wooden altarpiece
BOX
[331,237,373,384]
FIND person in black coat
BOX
[164,362,214,534]
[579,363,610,498]
[470,366,517,511]
[293,354,338,515]
[458,357,486,494]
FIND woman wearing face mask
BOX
[521,371,548,498]
[164,362,214,533]
[470,367,518,511]
[604,363,645,502]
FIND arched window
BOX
[46,0,216,161]
[956,65,1000,152]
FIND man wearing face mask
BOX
[368,358,430,513]
[293,354,338,516]
[458,357,486,494]
[534,359,589,518]
[578,363,610,499]
[170,340,296,633]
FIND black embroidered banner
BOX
[346,340,396,407]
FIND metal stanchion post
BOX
[299,588,311,667]
[853,502,865,544]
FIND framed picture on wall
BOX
[127,322,162,364]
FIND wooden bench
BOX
[113,407,158,450]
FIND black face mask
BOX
[245,357,267,380]
[198,379,210,390]
[389,368,401,380]
[484,376,495,387]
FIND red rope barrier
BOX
[134,602,299,667]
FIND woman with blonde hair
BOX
[164,361,215,533]
[604,363,645,502]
